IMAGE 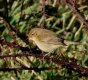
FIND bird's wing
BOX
[41,33,64,45]
[36,29,64,45]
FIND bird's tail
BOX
[64,40,80,45]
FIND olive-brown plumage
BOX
[28,28,64,52]
[28,28,78,52]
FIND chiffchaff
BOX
[28,28,78,53]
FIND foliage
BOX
[0,0,88,80]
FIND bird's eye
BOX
[31,33,34,35]
[31,32,37,36]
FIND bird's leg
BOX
[56,46,67,56]
[43,50,55,60]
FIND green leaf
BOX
[4,34,12,42]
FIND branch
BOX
[0,67,59,72]
[0,38,88,76]
[0,12,28,43]
[0,53,88,76]
[62,0,88,29]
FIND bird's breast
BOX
[34,39,59,52]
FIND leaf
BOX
[4,34,12,42]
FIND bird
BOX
[28,28,78,53]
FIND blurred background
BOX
[0,0,88,80]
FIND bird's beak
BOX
[28,37,33,43]
[29,39,36,46]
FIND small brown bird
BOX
[28,28,78,53]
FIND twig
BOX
[0,12,28,44]
[0,67,59,72]
[17,0,24,26]
[0,53,88,76]
[63,0,88,29]
[38,0,46,27]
